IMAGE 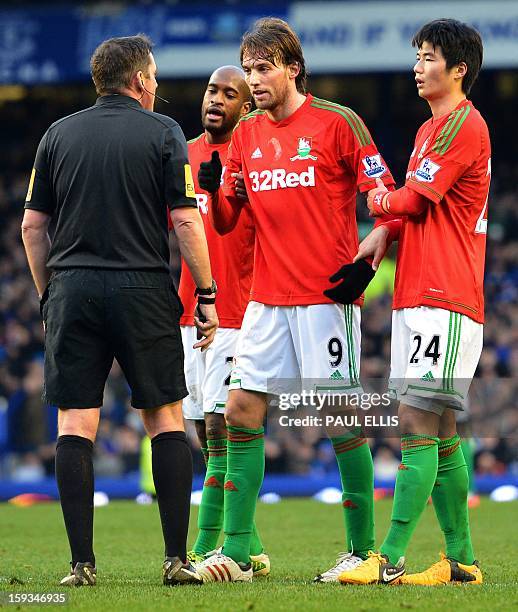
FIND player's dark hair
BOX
[412,19,483,95]
[240,17,308,93]
[91,34,153,95]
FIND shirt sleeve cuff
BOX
[371,192,391,216]
[168,197,198,209]
[24,201,53,214]
[406,178,442,205]
[358,176,396,193]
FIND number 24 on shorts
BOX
[410,334,441,365]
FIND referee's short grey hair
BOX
[91,34,153,95]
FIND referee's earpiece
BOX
[137,74,170,104]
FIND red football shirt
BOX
[178,134,254,328]
[221,94,395,306]
[394,100,491,323]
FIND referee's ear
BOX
[136,71,145,91]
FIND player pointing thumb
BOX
[198,150,223,193]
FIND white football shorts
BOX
[389,307,483,414]
[229,301,361,396]
[181,325,239,420]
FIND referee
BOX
[21,35,218,587]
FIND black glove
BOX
[198,150,222,193]
[323,259,376,304]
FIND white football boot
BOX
[314,552,364,583]
[197,552,253,583]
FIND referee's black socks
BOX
[55,435,95,567]
[151,431,193,562]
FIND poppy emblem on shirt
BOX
[290,137,317,161]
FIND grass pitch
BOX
[1,498,517,611]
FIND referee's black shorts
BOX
[41,269,187,409]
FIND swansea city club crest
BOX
[290,137,317,161]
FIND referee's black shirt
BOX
[24,94,197,271]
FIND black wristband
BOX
[195,279,217,296]
[197,295,216,305]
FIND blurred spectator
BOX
[373,445,400,481]
[1,77,516,482]
[8,359,47,452]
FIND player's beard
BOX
[254,80,289,112]
[202,113,236,137]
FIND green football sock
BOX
[432,435,475,565]
[222,426,264,564]
[200,445,209,466]
[460,437,475,494]
[193,437,265,557]
[193,439,226,555]
[250,522,264,556]
[139,436,156,496]
[381,434,439,564]
[331,428,375,559]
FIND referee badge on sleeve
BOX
[184,164,196,198]
[26,168,36,202]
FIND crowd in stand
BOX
[1,81,516,484]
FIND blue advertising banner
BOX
[1,2,517,84]
[0,8,80,84]
[0,4,288,84]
